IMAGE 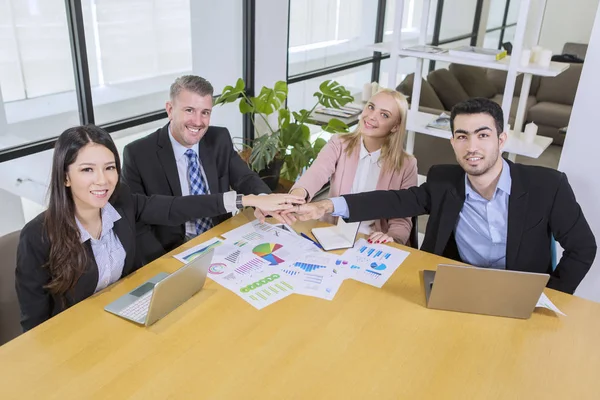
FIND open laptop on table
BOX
[423,264,549,319]
[105,249,213,326]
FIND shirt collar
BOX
[76,202,122,243]
[465,158,512,200]
[359,138,381,165]
[168,123,199,161]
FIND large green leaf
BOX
[278,108,291,129]
[322,118,350,134]
[314,80,354,108]
[215,78,245,105]
[312,137,327,156]
[253,81,288,115]
[249,133,279,172]
[280,122,310,149]
[239,98,254,114]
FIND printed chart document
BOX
[173,237,224,264]
[341,239,411,288]
[536,292,566,316]
[280,252,347,301]
[311,217,360,251]
[234,271,296,310]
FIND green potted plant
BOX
[215,79,354,189]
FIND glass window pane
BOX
[507,0,521,25]
[383,0,431,45]
[84,0,193,125]
[0,0,79,151]
[439,0,477,42]
[287,65,371,113]
[288,0,378,77]
[487,0,508,29]
[483,30,502,50]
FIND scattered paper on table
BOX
[536,292,566,316]
[234,271,296,310]
[280,252,346,301]
[173,237,223,264]
[341,239,411,288]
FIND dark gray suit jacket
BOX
[122,123,270,263]
[342,161,596,294]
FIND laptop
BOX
[311,217,360,251]
[423,264,550,319]
[105,249,213,326]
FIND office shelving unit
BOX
[373,0,568,160]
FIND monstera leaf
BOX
[249,133,280,172]
[314,80,354,108]
[322,118,350,134]
[252,81,288,115]
[214,78,245,105]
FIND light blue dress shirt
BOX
[330,159,512,269]
[75,202,127,293]
[454,159,511,269]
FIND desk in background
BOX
[1,213,600,399]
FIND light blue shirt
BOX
[330,159,512,269]
[76,203,127,293]
[454,159,511,269]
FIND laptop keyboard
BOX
[118,290,153,321]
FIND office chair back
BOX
[0,230,23,345]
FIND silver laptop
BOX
[423,264,550,319]
[105,249,213,326]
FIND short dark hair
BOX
[170,75,214,101]
[450,97,504,135]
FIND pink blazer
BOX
[292,135,418,244]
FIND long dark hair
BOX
[44,125,121,298]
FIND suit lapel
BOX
[157,125,183,196]
[436,172,465,255]
[199,139,219,193]
[113,215,136,276]
[506,162,528,270]
[375,164,393,191]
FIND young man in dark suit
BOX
[282,97,596,294]
[122,75,271,264]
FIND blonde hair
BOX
[341,88,410,173]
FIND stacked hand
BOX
[241,193,305,223]
[268,200,333,225]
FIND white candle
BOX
[520,49,531,67]
[523,122,538,143]
[537,49,553,68]
[371,81,380,96]
[531,46,543,63]
[362,83,372,102]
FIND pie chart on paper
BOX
[252,243,285,265]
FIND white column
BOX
[0,83,7,132]
[476,0,491,47]
[255,0,289,91]
[558,4,600,302]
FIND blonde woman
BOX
[289,88,417,245]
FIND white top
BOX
[350,138,381,235]
[167,127,237,238]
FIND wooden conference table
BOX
[1,213,600,399]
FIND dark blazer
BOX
[15,183,226,331]
[122,123,270,263]
[343,161,596,294]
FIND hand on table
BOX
[368,231,393,244]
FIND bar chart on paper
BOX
[237,273,295,309]
[343,239,411,288]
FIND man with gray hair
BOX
[122,75,272,264]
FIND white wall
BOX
[559,4,600,302]
[538,0,599,53]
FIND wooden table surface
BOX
[1,212,600,399]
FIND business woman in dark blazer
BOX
[15,125,303,331]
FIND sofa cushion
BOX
[449,64,497,98]
[527,102,572,129]
[490,94,537,127]
[396,73,445,110]
[486,69,541,96]
[536,63,582,105]
[427,68,470,110]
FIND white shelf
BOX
[406,111,553,159]
[368,42,571,77]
